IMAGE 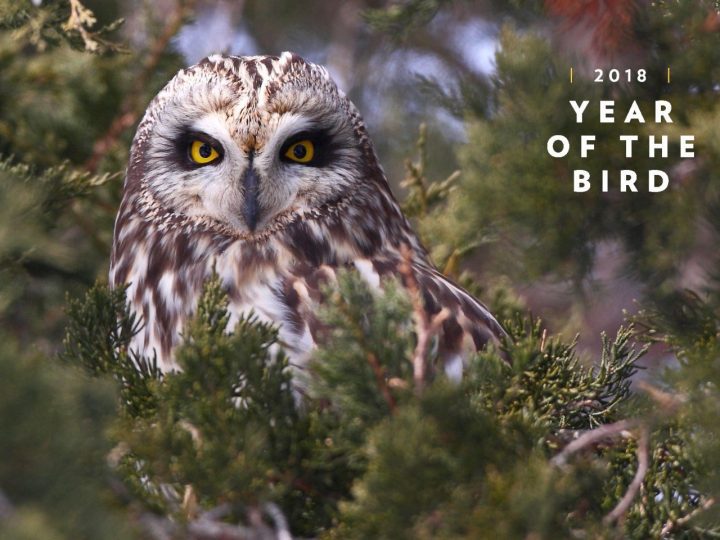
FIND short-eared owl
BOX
[110,52,505,376]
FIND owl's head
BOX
[126,52,389,235]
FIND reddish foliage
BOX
[701,9,720,32]
[545,0,641,66]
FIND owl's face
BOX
[131,52,376,233]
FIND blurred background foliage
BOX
[2,0,720,538]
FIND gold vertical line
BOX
[570,67,573,84]
[667,67,671,83]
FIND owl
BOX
[109,52,505,379]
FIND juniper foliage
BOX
[50,269,713,538]
[0,336,134,540]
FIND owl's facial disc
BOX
[139,53,373,235]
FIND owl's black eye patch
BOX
[174,130,225,169]
[279,129,335,167]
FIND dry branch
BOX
[399,244,450,394]
[551,418,638,467]
[84,0,197,173]
[660,496,715,536]
[603,425,649,525]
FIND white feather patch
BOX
[444,354,464,383]
[353,258,381,290]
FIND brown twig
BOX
[84,0,197,173]
[660,496,715,536]
[186,518,259,540]
[366,352,397,412]
[182,484,199,521]
[603,425,650,525]
[551,418,638,467]
[635,379,685,413]
[65,0,100,51]
[552,419,651,526]
[567,399,602,411]
[137,501,295,540]
[399,244,449,394]
[263,502,292,540]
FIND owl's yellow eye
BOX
[284,140,315,163]
[189,139,220,165]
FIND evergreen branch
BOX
[61,283,142,375]
[400,123,429,217]
[1,0,124,52]
[332,286,398,413]
[363,0,450,38]
[400,123,459,220]
[0,157,117,216]
[61,283,162,416]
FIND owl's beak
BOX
[241,166,260,232]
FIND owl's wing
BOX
[414,264,507,348]
[277,252,506,379]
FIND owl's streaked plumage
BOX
[109,52,505,376]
